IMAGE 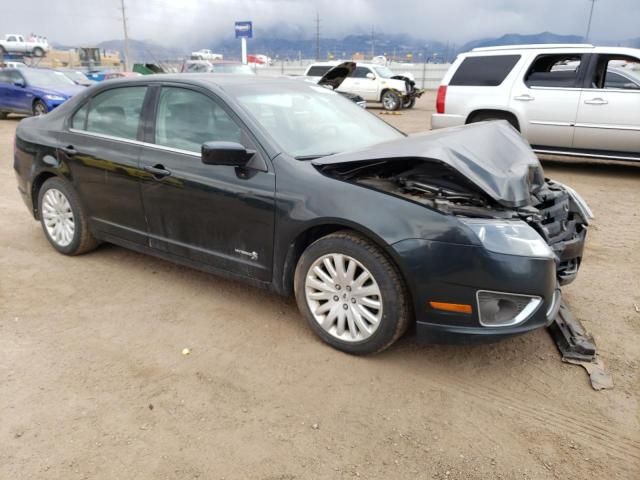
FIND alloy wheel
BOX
[382,92,399,110]
[304,253,383,342]
[42,188,75,247]
[34,102,47,116]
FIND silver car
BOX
[432,45,640,162]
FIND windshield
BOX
[23,69,75,88]
[213,64,255,75]
[63,71,89,83]
[373,66,394,79]
[235,83,403,158]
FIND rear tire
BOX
[37,177,99,255]
[381,90,401,111]
[32,47,45,57]
[294,231,411,355]
[468,111,519,131]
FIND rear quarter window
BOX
[450,55,521,86]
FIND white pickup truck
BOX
[190,49,223,61]
[0,34,49,57]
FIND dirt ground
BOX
[1,92,639,479]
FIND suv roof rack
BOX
[472,44,595,52]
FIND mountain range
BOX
[57,31,639,64]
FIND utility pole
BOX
[315,12,320,60]
[585,0,597,42]
[370,26,375,59]
[119,0,131,71]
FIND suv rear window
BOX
[450,55,521,86]
[306,66,332,77]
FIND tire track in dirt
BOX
[405,366,640,467]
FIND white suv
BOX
[304,62,423,110]
[432,44,640,162]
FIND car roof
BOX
[95,73,316,91]
[467,44,640,57]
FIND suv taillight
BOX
[436,85,447,114]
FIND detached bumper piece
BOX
[548,301,613,390]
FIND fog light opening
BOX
[476,290,542,327]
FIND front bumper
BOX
[392,239,563,344]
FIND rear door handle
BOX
[144,164,171,179]
[61,145,77,156]
[584,98,608,105]
[514,94,535,101]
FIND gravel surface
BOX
[1,93,639,479]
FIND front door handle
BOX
[514,94,535,101]
[144,164,171,179]
[584,97,608,105]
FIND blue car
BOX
[0,68,84,117]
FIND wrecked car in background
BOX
[304,61,424,110]
[13,75,590,354]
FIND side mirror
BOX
[366,72,376,80]
[623,82,639,90]
[202,141,254,167]
[13,80,25,88]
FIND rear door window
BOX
[450,55,521,86]
[524,54,584,88]
[83,87,147,140]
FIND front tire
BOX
[294,231,411,355]
[33,100,48,116]
[381,90,401,111]
[38,177,99,255]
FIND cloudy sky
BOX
[0,0,638,46]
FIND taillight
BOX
[436,85,447,114]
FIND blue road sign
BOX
[235,21,253,39]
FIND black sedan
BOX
[13,74,592,354]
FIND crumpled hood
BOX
[312,121,545,208]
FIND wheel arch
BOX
[466,109,521,131]
[31,171,57,219]
[277,222,415,317]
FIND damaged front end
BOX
[391,74,425,102]
[317,158,589,284]
[310,122,594,344]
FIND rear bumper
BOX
[431,113,465,130]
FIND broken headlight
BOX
[461,219,554,258]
